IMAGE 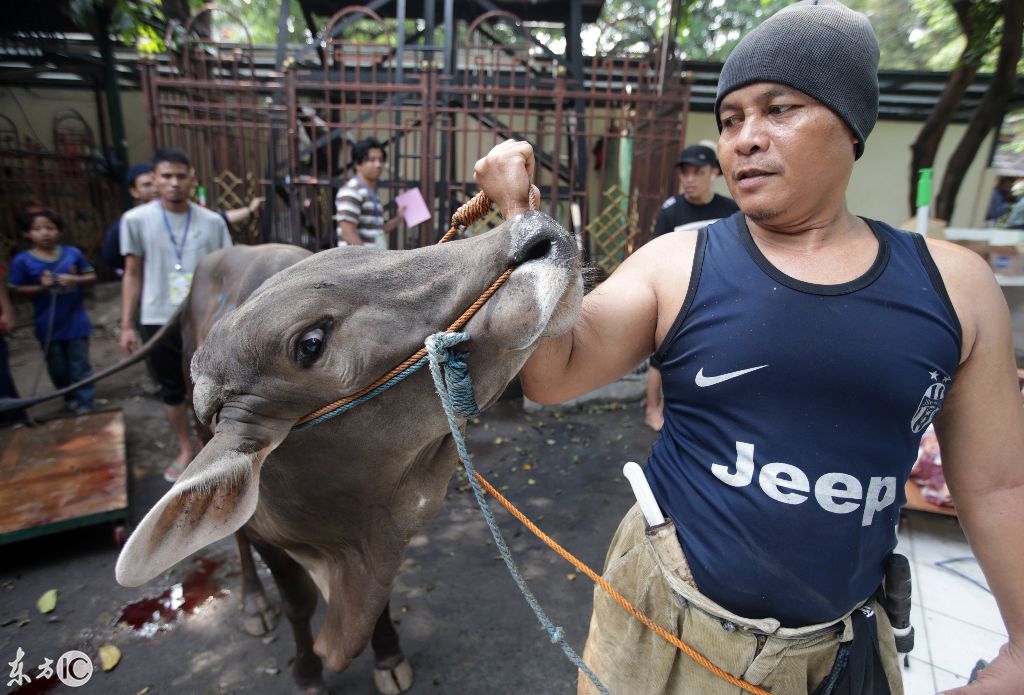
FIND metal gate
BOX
[0,110,119,272]
[143,6,690,273]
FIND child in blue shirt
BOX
[10,207,97,413]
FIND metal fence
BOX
[0,110,119,273]
[143,6,691,274]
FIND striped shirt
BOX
[335,176,386,248]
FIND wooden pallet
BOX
[0,409,129,544]
[903,480,957,517]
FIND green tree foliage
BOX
[67,0,164,53]
[596,0,1008,71]
[76,0,1013,73]
[182,0,307,44]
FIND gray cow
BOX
[115,211,583,693]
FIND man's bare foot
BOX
[645,407,664,432]
[163,448,193,483]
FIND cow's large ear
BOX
[115,431,275,587]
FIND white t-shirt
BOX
[120,200,232,325]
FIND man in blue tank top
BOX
[474,1,1024,693]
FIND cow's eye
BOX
[296,327,325,365]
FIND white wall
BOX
[0,87,149,163]
[683,110,995,229]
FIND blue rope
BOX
[425,331,610,695]
[290,356,430,431]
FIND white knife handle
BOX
[623,461,665,527]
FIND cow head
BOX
[115,211,582,666]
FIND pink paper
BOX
[395,187,432,227]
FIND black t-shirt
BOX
[652,193,739,237]
[102,217,125,272]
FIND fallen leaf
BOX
[98,644,121,671]
[256,658,279,676]
[566,573,577,581]
[527,478,536,485]
[522,463,533,470]
[36,589,57,614]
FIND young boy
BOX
[10,207,97,413]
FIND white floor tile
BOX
[908,603,931,666]
[914,561,1005,636]
[920,609,1006,680]
[932,663,970,692]
[908,528,972,568]
[899,655,937,695]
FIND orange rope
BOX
[466,464,773,695]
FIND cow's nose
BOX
[507,211,576,267]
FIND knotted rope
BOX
[425,331,610,695]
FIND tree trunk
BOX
[907,0,979,216]
[934,0,1023,222]
[908,64,977,215]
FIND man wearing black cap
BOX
[102,163,159,276]
[651,144,738,239]
[475,0,1024,692]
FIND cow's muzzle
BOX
[507,211,578,269]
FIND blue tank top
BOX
[647,213,961,627]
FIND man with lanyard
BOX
[119,147,232,482]
[474,1,1024,693]
[335,137,404,249]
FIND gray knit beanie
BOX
[714,0,879,159]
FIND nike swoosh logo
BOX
[694,365,768,387]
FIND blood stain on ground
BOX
[115,556,228,637]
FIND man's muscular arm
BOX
[928,239,1024,694]
[519,247,662,403]
[474,139,688,405]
